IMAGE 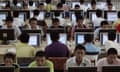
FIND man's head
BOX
[74,44,86,63]
[29,17,38,28]
[52,18,60,28]
[50,32,59,42]
[3,53,16,66]
[76,16,84,26]
[107,48,118,64]
[19,33,29,43]
[100,21,109,28]
[5,16,13,28]
[108,31,116,41]
[107,3,113,11]
[35,51,46,66]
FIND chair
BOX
[17,57,34,66]
[48,57,67,72]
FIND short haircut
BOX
[84,34,94,42]
[57,3,63,8]
[50,32,59,42]
[91,1,96,6]
[107,48,118,56]
[35,51,46,58]
[74,44,86,52]
[29,17,38,23]
[46,0,51,4]
[39,3,44,6]
[107,2,113,6]
[5,16,13,22]
[52,18,59,24]
[76,16,84,22]
[33,9,39,16]
[118,11,120,18]
[29,1,33,6]
[13,11,19,17]
[19,33,29,43]
[96,9,102,17]
[75,4,80,8]
[4,52,16,61]
[108,31,116,41]
[100,21,108,27]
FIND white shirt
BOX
[104,40,120,55]
[13,18,25,27]
[80,4,88,12]
[66,56,90,70]
[93,17,105,27]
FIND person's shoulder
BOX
[28,61,36,67]
[46,60,54,66]
[66,57,75,63]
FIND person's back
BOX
[15,33,36,57]
[45,32,69,57]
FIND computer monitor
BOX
[46,28,67,45]
[18,13,25,21]
[104,11,118,22]
[68,67,97,72]
[20,67,50,72]
[75,33,84,44]
[87,10,97,21]
[0,29,15,41]
[0,10,11,21]
[22,30,41,47]
[30,10,46,20]
[102,66,120,72]
[99,29,119,45]
[0,66,15,72]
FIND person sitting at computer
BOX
[83,34,100,65]
[104,31,120,54]
[0,52,19,72]
[94,21,109,40]
[45,32,69,57]
[2,16,21,40]
[29,51,54,72]
[71,16,87,40]
[50,18,64,28]
[38,3,45,10]
[66,44,90,70]
[15,33,36,57]
[88,0,98,10]
[97,48,120,72]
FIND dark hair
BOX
[39,3,44,6]
[118,11,120,18]
[29,17,38,23]
[96,9,102,17]
[108,31,116,41]
[75,4,80,8]
[4,53,16,61]
[54,12,61,17]
[50,32,59,42]
[52,18,59,24]
[46,0,51,4]
[100,21,108,27]
[33,9,39,16]
[76,16,84,22]
[29,1,33,6]
[84,34,94,43]
[13,11,19,17]
[107,48,118,56]
[57,3,63,9]
[91,0,96,6]
[19,33,29,43]
[74,44,86,52]
[6,16,13,22]
[35,51,46,58]
[79,0,85,4]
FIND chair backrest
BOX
[48,57,67,70]
[17,57,34,66]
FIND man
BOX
[29,51,54,72]
[66,44,90,70]
[97,48,120,72]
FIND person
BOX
[45,32,69,57]
[104,31,120,54]
[97,48,120,72]
[0,52,19,72]
[38,3,45,10]
[13,11,25,27]
[29,51,54,72]
[28,0,36,10]
[92,9,105,29]
[45,0,53,12]
[2,16,21,40]
[15,33,36,57]
[79,0,88,12]
[83,34,100,65]
[66,44,90,70]
[50,18,64,28]
[89,0,98,10]
[94,21,109,40]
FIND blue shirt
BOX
[84,43,100,54]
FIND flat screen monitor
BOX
[75,34,84,44]
[68,67,97,72]
[30,11,45,20]
[102,66,120,72]
[0,29,15,41]
[0,12,7,21]
[46,33,67,45]
[20,67,50,72]
[107,12,118,21]
[22,30,41,47]
[0,66,14,72]
[18,13,25,21]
